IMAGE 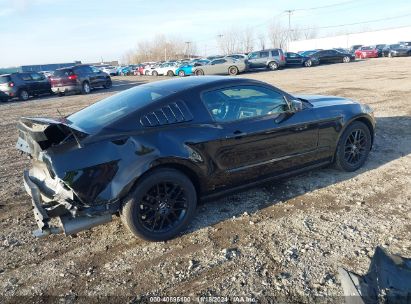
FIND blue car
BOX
[175,60,210,77]
[117,66,132,76]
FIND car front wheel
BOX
[178,70,186,77]
[304,59,312,67]
[103,78,112,89]
[335,121,371,172]
[195,69,204,76]
[120,168,197,241]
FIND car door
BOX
[91,66,106,86]
[328,50,340,62]
[247,52,259,68]
[208,59,225,74]
[286,52,300,65]
[30,73,50,94]
[201,85,319,188]
[18,73,35,94]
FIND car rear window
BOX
[0,76,11,84]
[53,69,74,77]
[67,85,172,133]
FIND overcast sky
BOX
[1,0,411,67]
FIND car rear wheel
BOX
[304,60,312,67]
[120,168,197,241]
[103,78,112,89]
[195,69,204,76]
[167,70,174,77]
[178,70,186,77]
[334,121,371,172]
[388,52,393,58]
[19,90,29,101]
[228,66,239,76]
[81,81,90,94]
[342,56,351,63]
[152,71,158,76]
[145,70,149,75]
[268,61,279,70]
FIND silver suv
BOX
[247,49,286,71]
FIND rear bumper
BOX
[52,85,80,93]
[23,169,113,238]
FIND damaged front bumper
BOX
[23,169,113,238]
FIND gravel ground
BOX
[0,57,410,302]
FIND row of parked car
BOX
[0,64,112,101]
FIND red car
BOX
[355,46,378,59]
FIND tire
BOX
[388,52,393,58]
[81,81,91,94]
[228,66,239,76]
[145,70,149,75]
[268,61,279,70]
[120,168,197,241]
[103,78,112,89]
[304,59,312,67]
[178,70,186,77]
[342,56,351,63]
[334,121,372,172]
[152,71,158,76]
[19,90,29,101]
[58,92,65,97]
[167,70,174,77]
[195,69,204,76]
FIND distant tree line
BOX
[122,22,318,63]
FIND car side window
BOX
[248,52,258,59]
[19,73,32,81]
[287,52,297,58]
[91,66,100,73]
[202,85,288,122]
[260,51,269,58]
[30,73,44,81]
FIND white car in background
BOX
[151,62,179,76]
[95,65,117,76]
[142,64,157,76]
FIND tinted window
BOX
[202,85,287,122]
[19,73,32,81]
[211,59,226,65]
[286,52,299,58]
[74,66,93,74]
[260,51,269,58]
[271,50,279,56]
[54,69,74,77]
[248,52,258,59]
[30,73,44,81]
[67,85,171,133]
[0,76,11,83]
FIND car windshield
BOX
[362,47,373,50]
[390,44,401,49]
[67,85,171,133]
[301,50,316,56]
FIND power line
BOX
[291,0,358,11]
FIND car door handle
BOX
[294,125,308,131]
[226,130,247,139]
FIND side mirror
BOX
[290,99,303,112]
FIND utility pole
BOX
[185,41,191,59]
[217,34,224,54]
[284,10,294,50]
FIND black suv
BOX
[50,65,112,95]
[0,72,52,101]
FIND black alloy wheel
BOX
[121,168,197,241]
[335,121,371,171]
[103,78,112,89]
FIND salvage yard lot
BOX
[0,58,410,300]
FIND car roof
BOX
[139,76,264,93]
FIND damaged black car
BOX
[16,76,375,241]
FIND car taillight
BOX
[281,54,285,61]
[68,75,77,80]
[9,82,14,87]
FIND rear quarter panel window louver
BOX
[140,101,193,127]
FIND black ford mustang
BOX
[16,76,375,241]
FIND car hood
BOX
[294,94,357,107]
